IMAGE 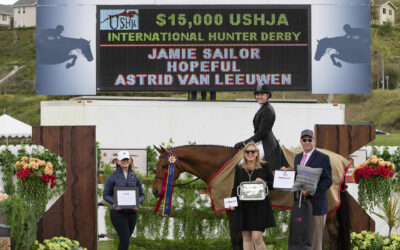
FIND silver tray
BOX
[237,181,268,201]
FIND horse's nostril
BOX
[153,190,160,198]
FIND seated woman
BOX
[234,84,288,170]
[230,141,275,250]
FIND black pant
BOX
[110,209,137,250]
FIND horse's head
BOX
[80,39,93,62]
[314,38,328,61]
[152,145,184,198]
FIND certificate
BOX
[114,187,139,209]
[273,171,295,190]
[224,197,238,208]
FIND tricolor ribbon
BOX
[154,153,178,216]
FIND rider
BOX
[342,24,368,42]
[234,84,288,171]
[38,25,65,44]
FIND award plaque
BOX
[114,186,139,209]
[237,181,268,201]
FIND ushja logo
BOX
[101,10,138,30]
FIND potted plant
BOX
[371,192,400,237]
[34,236,87,250]
[15,156,56,220]
[353,155,395,212]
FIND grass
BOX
[334,89,400,133]
[98,239,288,250]
[368,134,400,146]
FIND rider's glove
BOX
[234,141,245,149]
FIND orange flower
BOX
[358,163,365,168]
[14,161,21,168]
[21,156,28,162]
[392,164,396,171]
[38,160,46,167]
[370,158,378,164]
[44,167,53,176]
[378,161,385,166]
[23,163,29,169]
[29,162,39,169]
[46,162,53,169]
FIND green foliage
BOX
[0,148,17,194]
[102,175,289,248]
[17,175,48,220]
[351,231,400,249]
[0,195,36,250]
[34,236,86,250]
[358,175,392,212]
[30,147,67,198]
[146,146,158,175]
[385,65,400,90]
[373,146,400,191]
[96,141,102,171]
[378,22,395,36]
[371,192,400,237]
[161,138,175,148]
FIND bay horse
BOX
[152,145,351,250]
[314,36,369,68]
[37,36,93,68]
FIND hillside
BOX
[0,19,400,131]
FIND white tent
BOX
[0,114,32,144]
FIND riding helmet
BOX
[254,84,272,98]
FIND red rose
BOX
[353,168,362,183]
[362,166,373,179]
[41,174,50,183]
[49,175,56,189]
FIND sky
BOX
[1,0,17,5]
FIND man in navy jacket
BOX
[282,129,332,250]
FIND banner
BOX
[36,0,370,95]
[97,5,311,92]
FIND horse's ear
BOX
[160,146,167,152]
[154,145,162,153]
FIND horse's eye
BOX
[162,164,168,169]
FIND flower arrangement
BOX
[15,156,56,220]
[15,156,56,188]
[352,155,395,211]
[351,231,400,249]
[0,187,7,202]
[34,236,87,250]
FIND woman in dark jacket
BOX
[230,142,275,250]
[234,84,288,170]
[103,151,145,250]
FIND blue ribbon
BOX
[162,154,178,216]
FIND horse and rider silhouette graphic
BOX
[314,24,369,68]
[37,25,93,69]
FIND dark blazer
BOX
[294,149,332,215]
[103,166,145,210]
[244,101,288,170]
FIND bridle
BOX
[153,153,201,187]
